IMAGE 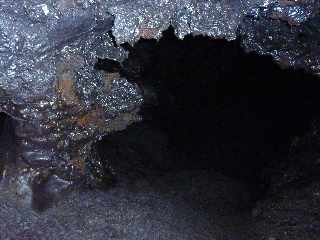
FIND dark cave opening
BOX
[0,27,319,240]
[98,27,320,200]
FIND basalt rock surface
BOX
[0,0,319,210]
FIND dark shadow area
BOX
[98,27,320,200]
[0,112,15,182]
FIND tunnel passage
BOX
[97,27,320,198]
[1,29,320,240]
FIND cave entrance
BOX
[98,27,320,199]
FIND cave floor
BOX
[0,169,252,240]
[1,120,320,240]
[1,167,319,240]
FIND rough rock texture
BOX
[110,0,320,73]
[0,0,143,208]
[241,5,320,72]
[0,0,320,212]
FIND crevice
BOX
[0,112,16,180]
